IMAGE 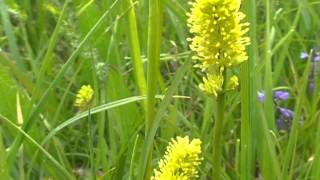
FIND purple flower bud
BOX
[309,82,314,94]
[300,52,309,60]
[276,119,287,130]
[257,91,265,103]
[314,55,320,62]
[274,91,289,101]
[279,107,294,119]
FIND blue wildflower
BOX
[276,107,294,130]
[314,55,320,62]
[300,52,309,60]
[274,90,289,101]
[278,107,294,119]
[257,91,265,103]
[276,119,288,130]
[309,82,314,94]
[257,90,289,103]
[302,49,320,94]
[258,90,294,131]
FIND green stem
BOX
[129,135,139,180]
[212,92,225,180]
[261,1,280,179]
[212,71,226,180]
[0,127,11,179]
[145,0,163,179]
[88,108,96,180]
[97,86,109,178]
[240,0,258,178]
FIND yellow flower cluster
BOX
[74,85,94,109]
[151,136,202,180]
[187,0,250,96]
[199,73,223,97]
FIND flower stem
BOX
[212,93,225,180]
[88,108,96,180]
[212,70,226,180]
[144,0,163,179]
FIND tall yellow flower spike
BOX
[151,136,202,180]
[74,85,94,109]
[187,0,250,96]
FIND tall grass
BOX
[0,0,319,179]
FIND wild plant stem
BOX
[212,70,226,180]
[145,0,163,179]
[212,92,225,180]
[88,108,96,180]
[97,85,109,177]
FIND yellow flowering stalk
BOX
[151,136,202,180]
[74,85,94,109]
[74,85,95,175]
[187,0,250,96]
[187,0,250,179]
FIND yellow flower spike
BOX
[187,0,250,95]
[151,136,203,180]
[74,85,94,109]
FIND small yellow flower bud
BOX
[199,73,224,97]
[227,75,239,90]
[74,85,94,109]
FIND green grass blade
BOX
[125,0,147,97]
[0,127,11,180]
[0,114,74,179]
[0,0,25,71]
[241,0,258,178]
[31,0,69,102]
[144,0,163,178]
[281,51,312,179]
[259,1,280,179]
[129,135,139,180]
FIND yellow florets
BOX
[151,136,203,180]
[199,73,224,97]
[187,0,250,96]
[227,75,239,90]
[74,85,94,109]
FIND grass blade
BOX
[0,0,25,71]
[0,114,74,179]
[281,51,312,179]
[144,0,163,178]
